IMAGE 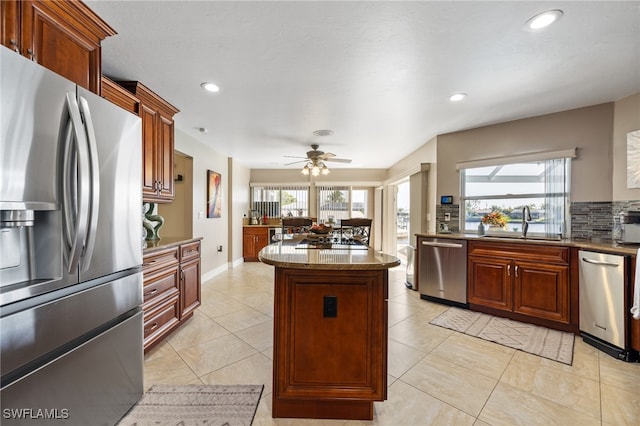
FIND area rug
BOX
[118,384,264,426]
[429,307,574,365]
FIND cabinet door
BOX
[157,114,175,200]
[243,233,258,260]
[1,0,20,52]
[468,256,512,311]
[513,261,570,323]
[180,258,201,319]
[140,104,159,198]
[21,0,113,93]
[255,233,269,253]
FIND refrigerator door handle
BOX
[78,96,100,271]
[62,92,91,273]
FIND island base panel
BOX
[272,399,374,420]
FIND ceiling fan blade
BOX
[283,155,307,159]
[325,158,352,163]
[318,152,336,159]
[283,160,307,166]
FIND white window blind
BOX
[316,186,369,223]
[250,185,309,218]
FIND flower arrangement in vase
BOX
[481,211,508,230]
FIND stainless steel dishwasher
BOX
[579,250,630,360]
[418,237,468,307]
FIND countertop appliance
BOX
[620,211,640,244]
[578,250,631,360]
[418,237,468,307]
[0,46,143,424]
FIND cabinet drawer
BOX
[243,226,269,236]
[143,247,179,273]
[142,264,179,304]
[180,241,201,262]
[143,291,180,348]
[468,241,569,264]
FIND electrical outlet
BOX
[444,213,451,222]
[323,295,337,318]
[198,211,204,219]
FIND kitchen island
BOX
[259,241,400,420]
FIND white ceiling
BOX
[85,1,640,170]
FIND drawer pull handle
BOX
[514,265,519,277]
[582,258,620,267]
[594,322,607,331]
[144,289,159,297]
[145,322,159,332]
[507,264,511,277]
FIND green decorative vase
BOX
[143,203,164,241]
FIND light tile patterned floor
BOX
[143,262,640,425]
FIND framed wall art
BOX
[207,170,222,218]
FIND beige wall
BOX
[174,129,251,279]
[436,103,615,203]
[613,93,640,201]
[158,152,193,238]
[230,158,250,264]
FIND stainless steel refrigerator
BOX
[0,46,143,425]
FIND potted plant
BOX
[481,211,508,230]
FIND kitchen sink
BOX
[481,234,562,241]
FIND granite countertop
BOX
[416,233,639,256]
[143,236,203,253]
[258,241,401,270]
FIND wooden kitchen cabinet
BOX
[117,81,179,203]
[100,75,139,113]
[179,241,201,320]
[142,238,202,352]
[272,268,388,419]
[243,226,270,261]
[142,246,181,351]
[468,241,574,332]
[1,0,116,93]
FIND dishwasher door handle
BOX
[581,257,620,267]
[421,241,464,249]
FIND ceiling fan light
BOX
[321,165,330,175]
[301,164,310,175]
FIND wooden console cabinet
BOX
[118,81,179,203]
[273,268,388,420]
[142,238,201,352]
[1,0,116,93]
[243,226,270,261]
[468,241,576,332]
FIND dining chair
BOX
[281,217,313,235]
[340,218,372,246]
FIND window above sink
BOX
[459,154,573,238]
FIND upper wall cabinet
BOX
[118,81,180,203]
[1,0,116,93]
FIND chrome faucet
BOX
[522,206,532,238]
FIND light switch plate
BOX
[444,213,451,222]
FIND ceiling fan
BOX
[284,144,352,166]
[284,144,352,176]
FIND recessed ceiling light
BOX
[200,82,220,93]
[449,93,467,102]
[525,10,563,30]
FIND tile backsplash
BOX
[437,200,640,241]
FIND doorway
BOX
[395,180,410,264]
